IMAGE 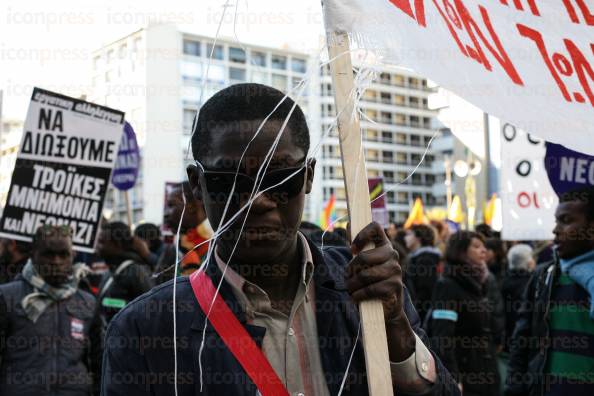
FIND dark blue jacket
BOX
[101,241,459,395]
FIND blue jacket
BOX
[101,240,459,395]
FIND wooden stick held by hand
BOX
[326,31,395,396]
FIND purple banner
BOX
[111,121,139,191]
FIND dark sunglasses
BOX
[195,159,309,203]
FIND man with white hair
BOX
[501,244,535,352]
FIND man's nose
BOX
[248,191,277,214]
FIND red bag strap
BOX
[189,270,290,396]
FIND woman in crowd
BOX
[429,231,500,396]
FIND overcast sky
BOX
[0,0,326,119]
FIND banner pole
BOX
[326,31,394,396]
[124,190,133,226]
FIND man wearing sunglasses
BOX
[101,83,459,396]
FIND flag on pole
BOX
[483,193,498,226]
[404,198,427,229]
[448,195,465,224]
[319,194,337,231]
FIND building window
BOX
[410,135,421,146]
[271,74,287,90]
[380,92,391,104]
[183,109,195,135]
[323,104,335,117]
[387,191,395,204]
[396,133,407,144]
[251,51,267,66]
[379,72,391,84]
[408,77,420,88]
[381,131,393,143]
[271,54,287,70]
[291,77,303,89]
[366,129,378,142]
[396,153,407,164]
[384,171,394,183]
[423,117,432,129]
[206,43,223,60]
[366,149,378,161]
[229,47,246,63]
[380,112,392,123]
[251,70,268,84]
[382,150,393,163]
[291,58,306,73]
[363,90,377,102]
[183,39,201,56]
[229,67,246,81]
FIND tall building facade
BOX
[90,24,316,224]
[0,119,23,213]
[90,24,445,226]
[317,64,444,224]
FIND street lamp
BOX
[452,155,482,229]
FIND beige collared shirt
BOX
[215,232,436,395]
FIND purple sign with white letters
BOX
[111,122,139,191]
[544,142,594,197]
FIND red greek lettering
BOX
[562,0,594,26]
[517,24,572,102]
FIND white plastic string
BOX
[170,4,438,392]
[197,81,308,391]
[175,1,233,392]
[337,321,361,396]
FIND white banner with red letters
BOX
[323,0,594,154]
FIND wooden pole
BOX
[124,190,133,226]
[326,31,394,396]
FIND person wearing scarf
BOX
[429,231,501,396]
[0,225,102,396]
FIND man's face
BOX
[95,228,121,260]
[553,201,594,259]
[188,119,315,264]
[32,235,73,286]
[163,186,207,232]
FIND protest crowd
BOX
[0,82,591,396]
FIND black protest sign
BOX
[0,88,124,252]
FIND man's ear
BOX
[305,158,316,194]
[187,164,203,201]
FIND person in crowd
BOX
[130,222,163,270]
[430,220,450,254]
[157,181,213,279]
[506,187,594,396]
[501,244,535,352]
[0,225,101,395]
[485,237,507,285]
[387,222,398,241]
[405,224,442,320]
[429,230,501,396]
[95,221,153,328]
[101,83,460,395]
[0,238,31,284]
